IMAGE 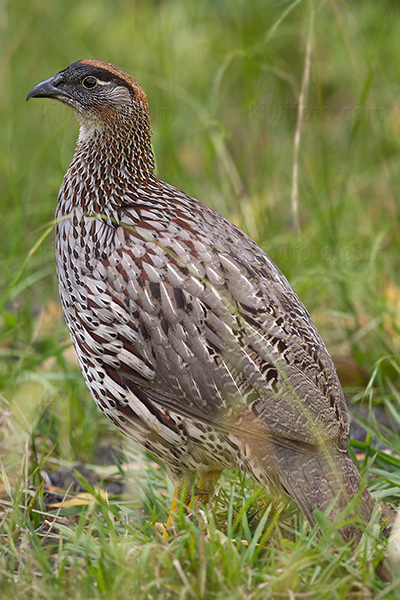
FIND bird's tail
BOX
[274,444,377,542]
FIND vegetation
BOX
[1,0,400,597]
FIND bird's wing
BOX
[81,187,349,449]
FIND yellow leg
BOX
[162,475,194,539]
[160,471,222,539]
[193,470,222,505]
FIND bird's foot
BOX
[157,470,222,539]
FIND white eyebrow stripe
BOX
[96,80,113,86]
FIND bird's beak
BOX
[26,76,72,102]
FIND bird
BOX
[27,59,379,541]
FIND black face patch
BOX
[55,61,136,98]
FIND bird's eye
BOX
[82,76,98,89]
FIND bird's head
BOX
[27,59,152,145]
[27,60,155,178]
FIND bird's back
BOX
[56,156,350,477]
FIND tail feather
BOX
[275,445,376,541]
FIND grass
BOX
[1,0,400,597]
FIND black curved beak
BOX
[26,76,72,102]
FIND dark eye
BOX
[82,76,98,89]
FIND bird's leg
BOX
[162,474,195,539]
[161,471,221,538]
[192,470,222,506]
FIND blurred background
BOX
[1,0,400,489]
[2,2,400,596]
